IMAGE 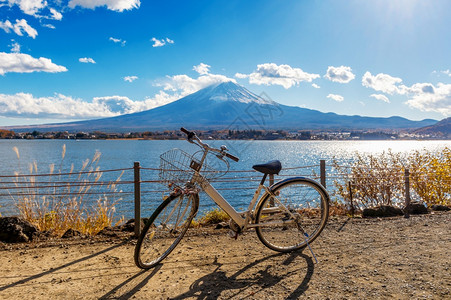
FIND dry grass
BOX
[8,145,124,236]
[190,208,230,227]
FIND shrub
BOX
[332,147,451,211]
[332,150,405,210]
[197,208,230,225]
[408,147,450,206]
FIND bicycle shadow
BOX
[171,250,315,299]
[0,239,131,292]
[99,265,162,300]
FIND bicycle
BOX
[134,128,330,269]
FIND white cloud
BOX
[49,8,63,20]
[324,66,355,83]
[0,91,178,120]
[0,19,38,39]
[42,23,55,29]
[151,37,174,47]
[312,83,320,89]
[162,74,236,96]
[432,69,451,77]
[151,37,165,47]
[235,63,320,89]
[235,73,247,79]
[109,37,126,46]
[159,64,236,96]
[361,71,450,115]
[3,1,63,20]
[93,91,177,114]
[0,20,12,32]
[193,63,210,75]
[9,40,21,53]
[327,94,344,102]
[5,0,46,16]
[0,52,67,75]
[370,94,390,103]
[362,71,406,95]
[79,57,96,64]
[405,83,451,116]
[68,0,140,12]
[0,93,117,119]
[123,75,138,82]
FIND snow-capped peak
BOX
[197,81,276,105]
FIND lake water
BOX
[0,139,449,219]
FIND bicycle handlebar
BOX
[180,127,239,162]
[224,152,239,162]
[180,127,195,140]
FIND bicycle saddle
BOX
[252,160,282,175]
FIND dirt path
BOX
[1,212,450,299]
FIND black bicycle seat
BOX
[252,160,282,175]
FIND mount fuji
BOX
[6,82,437,132]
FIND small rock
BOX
[97,227,119,237]
[404,202,428,215]
[215,222,230,229]
[0,217,38,243]
[362,206,403,218]
[118,218,145,232]
[431,204,450,211]
[61,228,83,239]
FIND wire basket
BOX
[159,148,228,186]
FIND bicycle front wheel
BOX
[134,192,198,269]
[255,178,329,252]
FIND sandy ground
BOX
[0,212,450,300]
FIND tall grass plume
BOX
[9,145,124,236]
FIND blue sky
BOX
[0,0,450,126]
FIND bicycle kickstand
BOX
[303,232,318,264]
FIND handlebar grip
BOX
[225,152,240,162]
[180,127,195,139]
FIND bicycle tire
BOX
[134,192,198,269]
[255,177,329,252]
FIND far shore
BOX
[1,128,449,141]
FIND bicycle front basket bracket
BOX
[190,160,201,172]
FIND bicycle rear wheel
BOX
[134,192,198,269]
[255,178,329,252]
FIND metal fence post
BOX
[404,168,411,219]
[348,181,354,217]
[134,162,141,237]
[320,160,326,189]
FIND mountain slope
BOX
[412,117,450,138]
[4,82,437,132]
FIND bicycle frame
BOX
[192,172,279,230]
